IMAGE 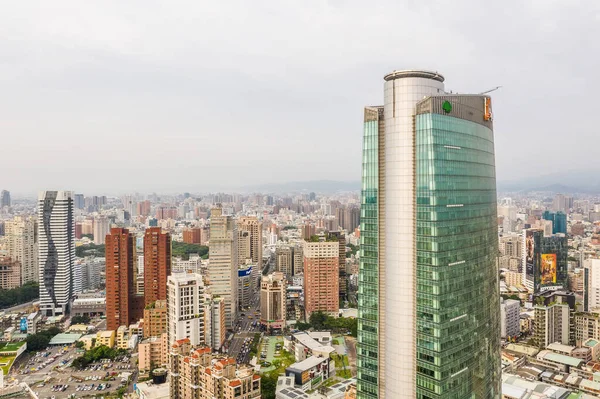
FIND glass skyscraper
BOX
[358,70,501,398]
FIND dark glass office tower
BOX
[358,71,501,398]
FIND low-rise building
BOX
[96,330,116,348]
[138,333,167,373]
[285,356,334,391]
[285,332,336,361]
[169,339,261,399]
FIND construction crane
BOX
[480,86,502,95]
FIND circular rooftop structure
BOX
[384,69,444,82]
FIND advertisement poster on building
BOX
[540,253,557,285]
[525,230,535,279]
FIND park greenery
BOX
[0,282,39,309]
[26,327,62,352]
[71,345,128,370]
[75,243,105,257]
[296,311,357,337]
[172,241,209,260]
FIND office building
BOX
[542,211,567,235]
[238,216,263,279]
[584,258,600,312]
[208,205,238,328]
[74,193,84,210]
[143,299,167,339]
[0,190,10,208]
[167,272,205,346]
[169,340,261,399]
[534,291,576,348]
[106,228,143,331]
[238,263,253,309]
[93,215,110,245]
[38,191,75,316]
[522,228,568,293]
[143,227,171,306]
[328,231,347,302]
[5,216,38,284]
[501,299,521,339]
[260,272,286,332]
[303,237,339,319]
[358,71,501,398]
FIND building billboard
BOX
[540,254,557,285]
[525,230,535,281]
[20,317,27,332]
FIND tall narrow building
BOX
[38,191,75,316]
[143,227,172,306]
[167,271,206,346]
[208,205,238,328]
[238,216,263,278]
[5,216,38,284]
[105,227,139,331]
[357,70,500,398]
[303,236,339,319]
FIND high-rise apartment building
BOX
[167,272,206,346]
[93,215,110,245]
[0,257,21,289]
[358,71,501,398]
[584,258,600,312]
[137,200,151,217]
[106,227,142,331]
[260,272,286,332]
[303,237,339,319]
[575,312,600,346]
[5,216,38,284]
[237,230,251,265]
[169,340,261,399]
[522,228,568,293]
[38,191,75,316]
[143,299,167,338]
[275,245,293,278]
[204,294,226,350]
[0,190,11,208]
[500,299,521,339]
[208,205,238,328]
[534,291,576,348]
[143,227,171,306]
[183,227,203,244]
[238,216,263,279]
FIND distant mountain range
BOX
[241,180,360,194]
[498,170,600,194]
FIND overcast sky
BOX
[1,1,599,195]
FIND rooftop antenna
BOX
[480,86,502,95]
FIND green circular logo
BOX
[442,101,452,113]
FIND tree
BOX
[309,311,328,330]
[71,315,91,325]
[171,242,209,260]
[26,334,50,351]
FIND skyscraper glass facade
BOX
[357,106,383,398]
[358,71,501,399]
[414,100,500,398]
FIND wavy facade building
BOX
[38,190,75,316]
[357,71,501,398]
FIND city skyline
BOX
[2,1,600,193]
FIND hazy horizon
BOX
[2,1,599,195]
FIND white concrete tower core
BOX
[381,70,444,397]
